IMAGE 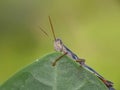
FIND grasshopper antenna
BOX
[48,16,56,41]
[39,26,49,37]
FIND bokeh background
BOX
[0,0,120,89]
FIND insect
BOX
[48,16,115,90]
[40,16,115,90]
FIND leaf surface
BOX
[0,52,108,90]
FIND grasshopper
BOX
[40,16,115,90]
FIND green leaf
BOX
[0,52,108,90]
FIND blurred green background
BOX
[0,0,120,89]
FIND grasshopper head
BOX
[54,38,63,52]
